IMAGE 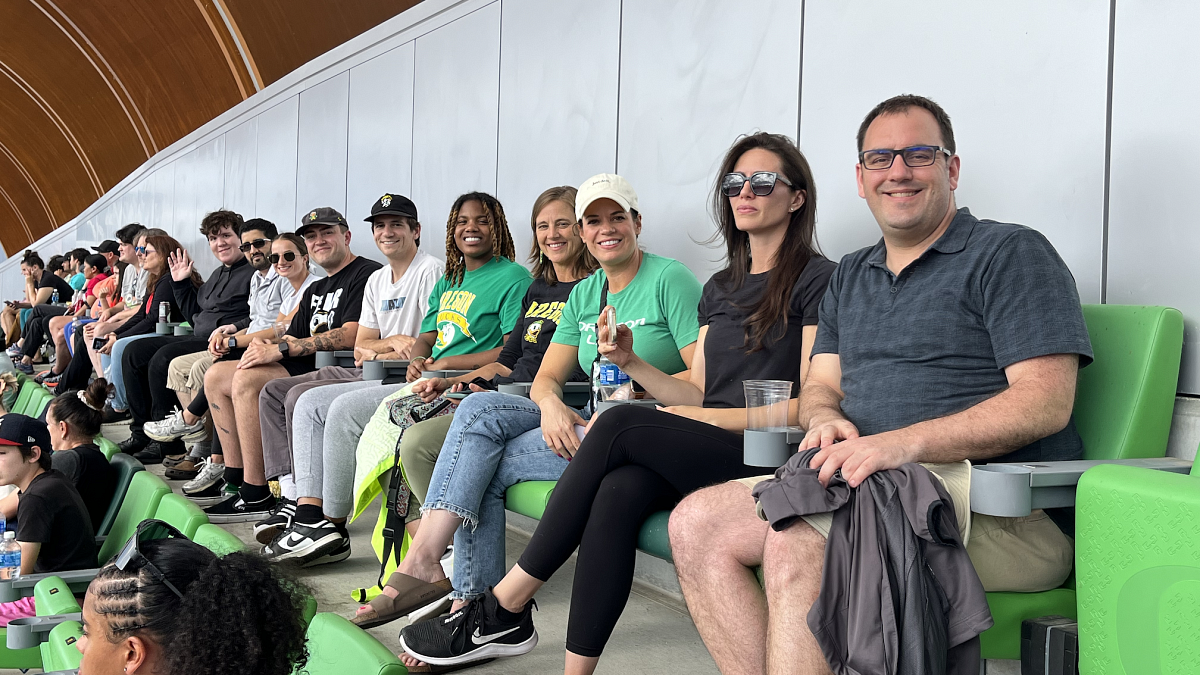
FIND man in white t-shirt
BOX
[248,193,443,563]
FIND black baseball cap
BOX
[365,193,418,223]
[296,207,348,237]
[0,413,51,452]
[92,240,119,255]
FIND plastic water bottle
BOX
[0,531,20,581]
[0,511,6,536]
[593,307,632,402]
[51,289,59,305]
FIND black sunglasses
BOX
[269,251,298,264]
[238,238,270,252]
[114,519,187,599]
[722,171,794,198]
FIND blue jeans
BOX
[424,391,588,600]
[105,333,156,410]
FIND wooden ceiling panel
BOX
[0,0,424,255]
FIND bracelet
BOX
[412,356,427,365]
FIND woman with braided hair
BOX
[78,531,309,675]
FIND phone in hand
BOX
[445,391,471,400]
[92,336,107,350]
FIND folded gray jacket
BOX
[752,449,993,675]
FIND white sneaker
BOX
[182,459,225,499]
[261,518,349,566]
[145,407,206,443]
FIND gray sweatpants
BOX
[290,380,407,519]
[258,366,362,479]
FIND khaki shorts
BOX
[167,351,215,392]
[738,461,1073,593]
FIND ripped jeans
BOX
[423,391,584,600]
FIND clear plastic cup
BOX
[273,321,290,340]
[743,380,793,431]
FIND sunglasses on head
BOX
[114,519,187,599]
[238,238,270,252]
[721,171,794,198]
[269,251,298,264]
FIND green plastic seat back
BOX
[97,471,170,565]
[96,453,143,538]
[34,576,81,616]
[297,613,405,675]
[39,620,83,672]
[636,510,673,562]
[505,481,557,519]
[12,381,36,415]
[29,387,53,418]
[153,493,208,539]
[193,523,245,555]
[1074,305,1183,460]
[95,435,120,461]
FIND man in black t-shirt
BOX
[7,253,75,374]
[0,414,96,577]
[203,207,381,522]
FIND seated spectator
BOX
[97,232,197,432]
[79,527,309,675]
[169,232,318,484]
[21,253,109,379]
[1,255,39,348]
[397,142,832,670]
[0,371,19,412]
[0,413,96,624]
[247,192,442,552]
[7,252,75,373]
[118,211,259,464]
[201,207,382,522]
[42,379,119,531]
[41,253,114,386]
[668,95,1092,674]
[66,248,89,293]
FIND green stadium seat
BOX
[97,471,170,566]
[39,620,83,672]
[193,523,245,555]
[96,435,120,460]
[97,453,143,538]
[1074,462,1200,673]
[153,493,208,538]
[12,380,36,416]
[29,387,53,418]
[0,576,85,670]
[297,613,405,675]
[505,480,556,520]
[980,305,1184,659]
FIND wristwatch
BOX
[227,336,238,350]
[278,341,290,356]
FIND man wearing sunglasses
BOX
[117,211,257,463]
[671,95,1093,673]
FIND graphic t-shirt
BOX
[17,470,97,573]
[360,249,443,339]
[699,257,836,409]
[497,277,590,382]
[285,255,383,369]
[420,257,532,359]
[554,252,702,376]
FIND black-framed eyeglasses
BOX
[134,246,147,254]
[114,519,187,599]
[721,172,794,198]
[858,145,953,171]
[268,251,297,264]
[238,238,270,252]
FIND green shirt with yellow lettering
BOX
[420,257,533,359]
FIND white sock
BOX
[278,473,297,501]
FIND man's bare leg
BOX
[205,360,240,467]
[762,522,831,675]
[670,482,771,675]
[231,364,288,484]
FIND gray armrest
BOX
[155,322,181,335]
[315,350,359,369]
[424,369,472,379]
[0,569,99,602]
[6,613,82,649]
[362,359,410,382]
[742,427,806,468]
[969,458,1193,516]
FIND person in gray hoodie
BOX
[669,95,1093,675]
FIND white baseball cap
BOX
[575,174,639,221]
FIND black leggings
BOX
[515,404,761,657]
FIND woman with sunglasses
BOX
[401,136,835,672]
[79,523,309,675]
[0,412,96,625]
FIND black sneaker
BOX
[203,493,276,524]
[117,435,146,455]
[253,497,297,545]
[399,589,538,666]
[132,441,171,465]
[261,517,348,566]
[103,405,131,424]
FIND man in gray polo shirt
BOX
[668,95,1093,674]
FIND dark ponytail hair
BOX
[49,379,110,439]
[90,538,309,675]
[709,132,821,353]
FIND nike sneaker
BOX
[399,588,537,666]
